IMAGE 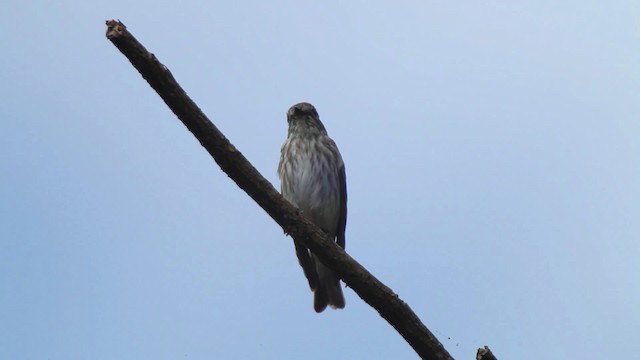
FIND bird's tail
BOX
[312,255,345,313]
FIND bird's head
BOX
[286,102,327,134]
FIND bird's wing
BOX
[336,163,347,249]
[294,240,318,291]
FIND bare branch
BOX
[105,19,455,360]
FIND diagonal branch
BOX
[105,19,453,360]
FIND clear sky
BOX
[1,1,638,359]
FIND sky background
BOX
[1,1,639,359]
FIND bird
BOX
[278,102,347,312]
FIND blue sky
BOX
[1,1,638,359]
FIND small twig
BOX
[476,346,498,360]
[105,19,456,360]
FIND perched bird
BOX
[278,102,347,312]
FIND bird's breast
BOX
[279,138,341,231]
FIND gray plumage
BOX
[278,102,347,313]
